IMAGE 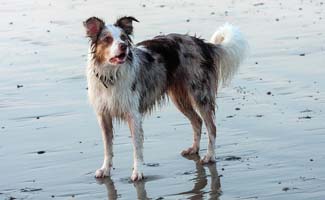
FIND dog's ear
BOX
[83,17,105,41]
[114,16,139,35]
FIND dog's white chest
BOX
[87,69,138,116]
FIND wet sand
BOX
[1,0,325,199]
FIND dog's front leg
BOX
[95,112,114,178]
[126,112,144,181]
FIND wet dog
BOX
[83,16,248,181]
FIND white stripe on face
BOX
[103,25,123,57]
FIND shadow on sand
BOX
[96,154,221,200]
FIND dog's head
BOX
[84,16,139,65]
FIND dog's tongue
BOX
[110,57,122,63]
[110,53,126,64]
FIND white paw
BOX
[181,147,199,156]
[95,168,110,178]
[200,154,216,164]
[131,169,144,181]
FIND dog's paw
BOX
[200,154,216,164]
[95,168,110,178]
[181,147,199,156]
[131,170,144,181]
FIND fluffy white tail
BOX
[210,23,248,86]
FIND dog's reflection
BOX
[179,154,222,200]
[96,176,150,200]
[96,154,221,200]
[96,177,118,199]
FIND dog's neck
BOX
[90,48,134,88]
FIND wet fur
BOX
[84,17,248,180]
[89,34,222,116]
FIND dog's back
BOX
[134,27,248,115]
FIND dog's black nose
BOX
[119,43,127,51]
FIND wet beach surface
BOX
[1,0,325,199]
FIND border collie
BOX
[83,16,248,181]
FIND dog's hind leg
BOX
[126,112,145,181]
[95,112,114,178]
[186,75,217,163]
[196,103,217,164]
[168,87,203,156]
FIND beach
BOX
[0,0,325,199]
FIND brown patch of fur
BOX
[93,33,113,65]
[168,82,203,152]
[168,83,202,130]
[94,42,108,64]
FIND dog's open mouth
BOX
[110,52,127,64]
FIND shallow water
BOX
[1,0,325,199]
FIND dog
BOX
[83,16,248,181]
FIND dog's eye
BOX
[120,34,127,41]
[104,37,113,43]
